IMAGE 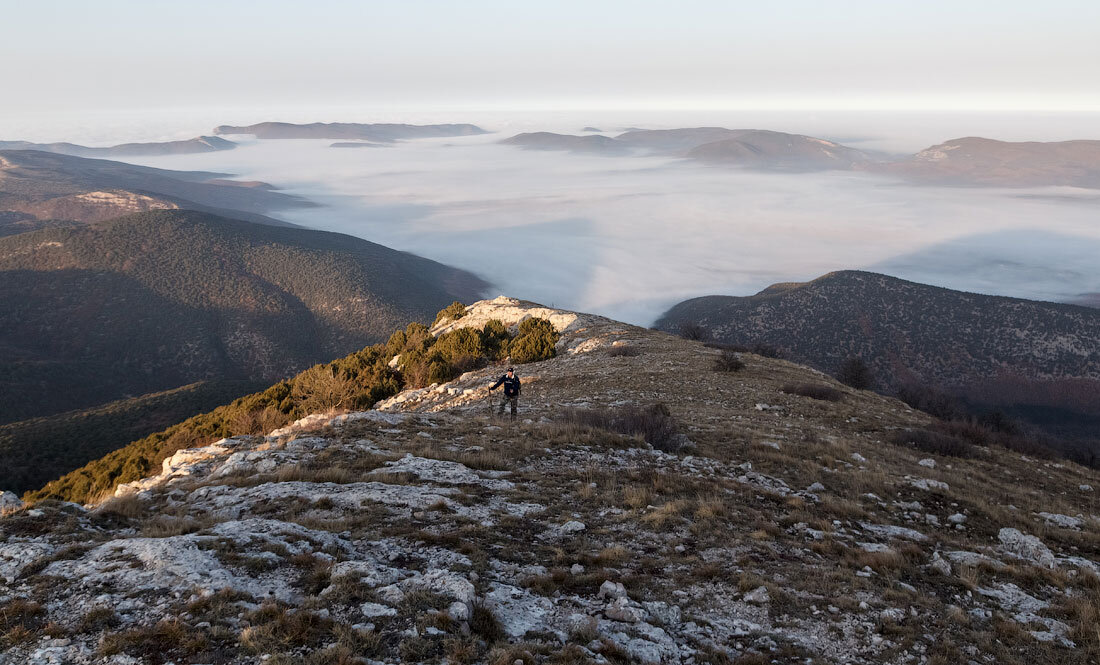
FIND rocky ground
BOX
[2,297,1098,664]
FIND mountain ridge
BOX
[500,128,1100,186]
[0,208,487,433]
[0,135,236,158]
[214,122,488,141]
[3,297,1097,664]
[0,149,308,229]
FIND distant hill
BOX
[0,209,488,426]
[329,142,388,148]
[0,380,261,496]
[656,272,1100,459]
[0,135,236,158]
[656,271,1100,391]
[871,137,1100,188]
[214,122,487,141]
[685,130,870,170]
[0,149,308,228]
[501,128,1100,183]
[499,132,629,154]
[500,127,871,171]
[614,127,749,152]
[1071,293,1100,308]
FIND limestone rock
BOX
[0,491,23,514]
[998,528,1057,569]
[361,602,397,618]
[559,520,586,534]
[743,585,770,605]
[605,596,648,623]
[447,600,470,622]
[1037,512,1083,530]
[599,580,628,600]
[483,583,554,638]
[909,477,949,492]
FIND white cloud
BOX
[123,124,1100,324]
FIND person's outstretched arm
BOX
[490,375,505,390]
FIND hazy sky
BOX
[3,0,1099,114]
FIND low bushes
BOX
[608,344,640,357]
[509,317,560,364]
[890,418,1060,460]
[678,323,708,341]
[889,429,976,458]
[713,349,745,372]
[29,308,560,504]
[559,403,686,452]
[781,383,844,402]
[836,357,873,390]
[433,300,467,325]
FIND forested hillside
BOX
[0,210,488,483]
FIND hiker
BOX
[489,367,521,421]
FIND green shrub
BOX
[433,327,487,362]
[836,356,873,389]
[27,316,555,504]
[509,318,559,364]
[433,301,467,325]
[480,319,510,358]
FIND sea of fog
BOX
[6,108,1099,324]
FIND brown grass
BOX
[93,493,144,519]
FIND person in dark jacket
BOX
[489,367,521,421]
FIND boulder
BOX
[0,491,23,514]
[599,580,628,600]
[998,528,1057,569]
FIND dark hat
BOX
[507,367,514,372]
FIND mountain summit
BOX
[3,298,1096,664]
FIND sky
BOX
[3,0,1099,116]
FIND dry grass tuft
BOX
[623,485,653,510]
[240,604,335,653]
[94,493,144,519]
[641,500,690,528]
[608,344,640,357]
[97,618,207,660]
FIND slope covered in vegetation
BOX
[0,380,263,496]
[0,209,488,425]
[25,303,558,504]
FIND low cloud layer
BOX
[126,130,1100,325]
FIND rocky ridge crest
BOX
[2,298,1098,664]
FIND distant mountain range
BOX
[214,122,488,141]
[501,132,630,154]
[0,149,308,232]
[329,142,389,148]
[0,209,487,427]
[870,136,1100,188]
[655,270,1100,454]
[502,127,1100,186]
[656,270,1100,389]
[0,135,236,158]
[502,127,870,171]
